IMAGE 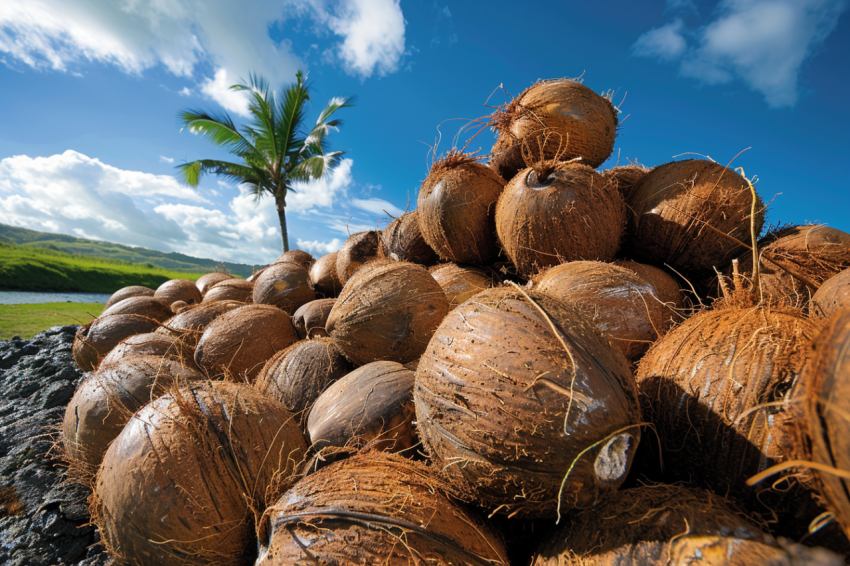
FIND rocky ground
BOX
[0,326,110,566]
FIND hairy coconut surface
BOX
[73,314,160,371]
[275,249,314,270]
[99,332,194,369]
[291,298,335,339]
[309,252,343,297]
[255,338,351,426]
[613,260,684,316]
[194,304,298,382]
[379,210,439,265]
[536,261,671,360]
[104,285,155,309]
[811,269,850,319]
[430,263,499,309]
[255,451,510,566]
[170,300,188,313]
[307,361,416,452]
[62,355,204,473]
[92,381,307,566]
[489,133,525,183]
[496,163,624,277]
[624,159,763,275]
[415,286,641,518]
[195,272,232,295]
[327,261,448,366]
[155,300,241,348]
[530,485,842,566]
[202,278,253,303]
[253,262,316,314]
[154,278,202,306]
[336,231,380,284]
[417,154,505,264]
[601,164,651,201]
[101,296,173,322]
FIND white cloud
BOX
[288,157,354,213]
[199,68,250,116]
[351,197,403,217]
[632,0,848,108]
[632,19,687,61]
[178,86,192,97]
[321,0,406,78]
[159,155,175,163]
[297,238,342,255]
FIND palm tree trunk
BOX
[275,193,290,252]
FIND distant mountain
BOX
[0,223,260,278]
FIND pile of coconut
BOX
[63,78,850,566]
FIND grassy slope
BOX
[0,303,104,340]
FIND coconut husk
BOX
[811,269,850,319]
[613,259,685,318]
[274,249,314,270]
[600,163,651,201]
[429,263,499,309]
[327,261,448,366]
[496,162,624,278]
[154,300,242,348]
[623,159,763,276]
[255,451,510,566]
[195,272,232,296]
[202,278,253,303]
[291,298,335,339]
[309,251,343,298]
[73,314,161,371]
[92,381,307,566]
[101,295,173,322]
[254,337,351,426]
[154,278,202,306]
[104,285,155,309]
[336,231,380,284]
[379,210,439,265]
[252,262,316,314]
[170,300,189,313]
[62,355,204,474]
[194,304,298,382]
[536,261,672,360]
[307,361,416,452]
[415,286,641,518]
[99,332,195,369]
[530,484,843,565]
[489,133,525,182]
[417,152,505,264]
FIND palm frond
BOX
[276,72,311,160]
[178,110,258,157]
[176,159,269,188]
[289,151,345,183]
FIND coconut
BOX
[202,278,253,303]
[309,252,343,297]
[623,159,763,275]
[429,263,499,309]
[255,338,351,426]
[92,381,307,566]
[536,261,674,360]
[253,262,315,314]
[154,278,203,306]
[194,304,298,382]
[195,272,232,295]
[255,452,510,566]
[811,269,850,319]
[170,300,188,313]
[104,285,155,309]
[247,267,266,282]
[489,79,619,181]
[307,361,416,452]
[496,162,624,277]
[336,231,380,284]
[274,249,314,270]
[155,300,242,348]
[101,295,173,322]
[62,355,204,473]
[601,163,651,201]
[613,259,684,319]
[99,332,194,369]
[417,152,505,264]
[415,286,641,518]
[73,314,161,371]
[291,298,335,339]
[378,210,439,265]
[529,485,843,566]
[327,261,448,366]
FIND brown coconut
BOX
[92,381,307,566]
[496,162,624,277]
[73,314,161,371]
[104,285,155,309]
[530,484,842,566]
[429,263,499,309]
[327,261,448,366]
[601,163,652,201]
[255,452,510,566]
[194,304,298,382]
[811,269,850,319]
[307,361,416,452]
[378,210,439,265]
[624,159,764,275]
[490,79,619,181]
[155,300,242,348]
[253,262,315,314]
[309,252,343,297]
[195,272,232,295]
[255,338,351,426]
[170,300,188,313]
[291,298,335,339]
[274,249,314,270]
[202,278,253,303]
[154,278,202,306]
[99,332,194,369]
[101,295,173,322]
[62,355,204,473]
[415,286,641,518]
[417,152,505,264]
[336,231,380,284]
[613,259,685,317]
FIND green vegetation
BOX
[0,303,104,340]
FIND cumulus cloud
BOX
[297,237,342,255]
[632,0,848,107]
[288,158,354,213]
[351,197,404,217]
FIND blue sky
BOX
[1,0,848,266]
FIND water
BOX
[0,291,112,305]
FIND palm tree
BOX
[177,71,354,252]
